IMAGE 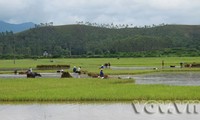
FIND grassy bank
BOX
[0,78,200,102]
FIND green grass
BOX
[0,78,200,102]
[1,57,200,103]
[1,57,200,74]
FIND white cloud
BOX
[0,0,200,25]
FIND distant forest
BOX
[0,23,200,58]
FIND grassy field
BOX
[0,78,200,102]
[1,57,200,75]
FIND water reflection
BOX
[0,103,199,120]
[134,72,200,86]
[112,72,200,86]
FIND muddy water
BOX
[0,103,199,120]
[0,73,88,78]
[111,72,200,86]
[133,72,200,86]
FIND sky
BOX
[0,0,200,26]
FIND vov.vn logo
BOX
[132,100,200,114]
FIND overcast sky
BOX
[0,0,200,26]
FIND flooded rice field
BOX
[0,73,88,78]
[0,72,200,86]
[0,70,200,119]
[133,72,200,86]
[0,103,199,120]
[111,72,200,86]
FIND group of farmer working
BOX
[16,62,110,79]
[73,66,81,74]
[99,63,111,78]
[72,63,111,79]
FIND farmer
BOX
[162,60,164,69]
[180,62,183,68]
[76,66,81,74]
[14,69,18,75]
[108,62,111,69]
[100,69,104,78]
[29,67,33,72]
[73,66,77,73]
[100,65,104,69]
[27,67,32,74]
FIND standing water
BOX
[112,72,200,86]
[134,72,200,86]
[0,103,199,120]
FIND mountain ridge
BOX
[0,20,35,33]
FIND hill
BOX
[0,24,200,58]
[0,20,35,33]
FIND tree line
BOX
[76,21,166,29]
[0,24,200,59]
